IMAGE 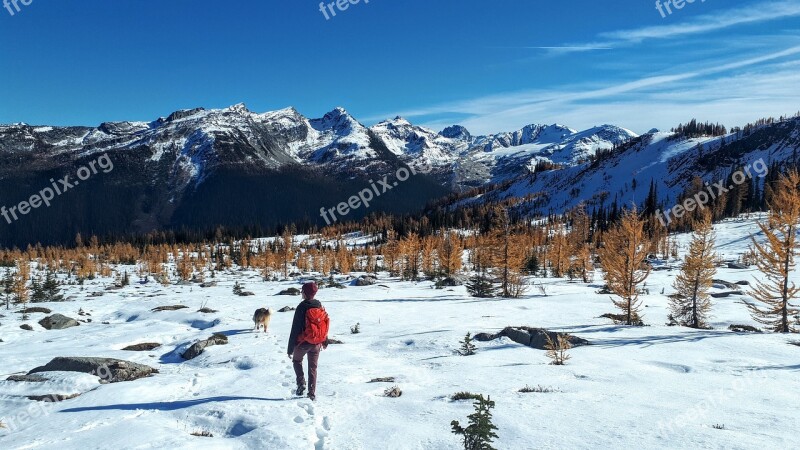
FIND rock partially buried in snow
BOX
[475,327,590,350]
[278,306,295,312]
[383,386,402,398]
[6,374,49,382]
[122,342,162,351]
[352,274,377,286]
[15,307,52,314]
[38,314,79,330]
[151,305,189,312]
[27,393,81,402]
[181,333,229,360]
[277,288,301,296]
[28,357,158,383]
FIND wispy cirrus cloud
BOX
[368,46,800,135]
[548,0,800,52]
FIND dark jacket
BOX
[287,299,323,355]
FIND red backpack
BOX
[298,307,329,345]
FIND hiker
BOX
[288,282,330,401]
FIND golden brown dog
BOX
[253,308,273,333]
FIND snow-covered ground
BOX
[1,216,798,449]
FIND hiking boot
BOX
[296,385,305,396]
[308,393,316,401]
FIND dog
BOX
[253,308,273,333]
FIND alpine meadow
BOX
[1,1,800,449]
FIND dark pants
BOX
[292,342,322,399]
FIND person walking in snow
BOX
[288,282,330,401]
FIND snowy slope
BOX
[497,119,800,215]
[1,216,798,449]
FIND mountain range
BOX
[1,103,798,246]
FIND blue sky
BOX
[1,0,799,134]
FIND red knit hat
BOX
[302,282,318,300]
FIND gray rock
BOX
[200,281,218,288]
[368,377,395,383]
[20,324,33,331]
[38,314,79,330]
[181,333,229,360]
[15,307,52,314]
[27,393,80,402]
[277,288,301,296]
[151,305,189,312]
[383,386,402,398]
[352,275,377,286]
[436,276,465,287]
[727,262,749,270]
[278,306,295,313]
[28,357,158,383]
[122,342,162,351]
[7,374,49,382]
[480,327,590,350]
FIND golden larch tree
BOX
[670,212,717,328]
[439,231,463,275]
[491,210,527,298]
[598,208,651,325]
[746,170,800,333]
[547,230,570,278]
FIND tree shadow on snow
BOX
[59,396,288,413]
[591,330,735,348]
[216,329,253,337]
[745,364,800,371]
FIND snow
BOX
[1,219,798,449]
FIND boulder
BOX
[473,332,496,342]
[181,333,229,360]
[278,306,295,313]
[7,374,49,382]
[277,288,301,296]
[200,281,218,288]
[383,386,402,398]
[197,307,218,314]
[28,357,158,383]
[436,276,465,287]
[352,278,373,287]
[727,262,749,270]
[151,305,189,312]
[479,327,590,350]
[368,377,396,383]
[729,324,762,333]
[27,393,81,402]
[15,307,52,314]
[20,324,33,331]
[122,342,161,351]
[38,314,79,330]
[237,291,256,297]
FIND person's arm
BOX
[287,304,305,355]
